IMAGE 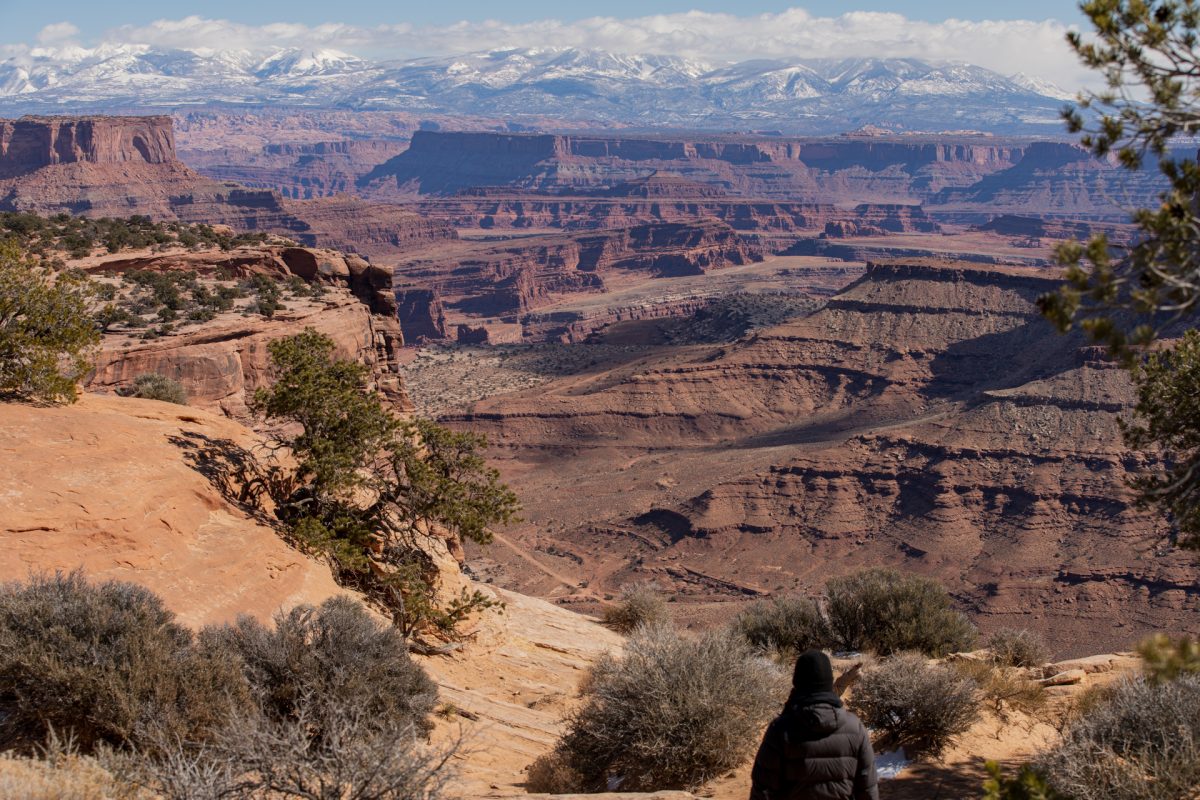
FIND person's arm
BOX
[853,723,879,800]
[749,721,784,800]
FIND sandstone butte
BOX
[0,115,457,260]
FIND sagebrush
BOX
[849,652,978,756]
[0,571,246,753]
[1039,675,1200,800]
[730,595,831,658]
[601,583,670,633]
[548,624,784,791]
[825,569,976,656]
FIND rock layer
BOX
[0,394,349,627]
[391,220,764,322]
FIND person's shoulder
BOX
[837,707,870,737]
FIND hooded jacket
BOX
[749,651,878,800]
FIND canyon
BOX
[4,112,1193,658]
[434,259,1198,657]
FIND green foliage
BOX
[1037,3,1200,548]
[0,240,99,403]
[729,595,832,658]
[849,652,979,756]
[1138,633,1200,683]
[253,329,519,637]
[824,568,977,657]
[385,417,519,546]
[548,625,784,792]
[601,583,671,634]
[0,212,270,259]
[0,571,247,753]
[1122,331,1200,546]
[253,329,399,506]
[983,761,1063,800]
[1041,0,1200,353]
[120,373,188,405]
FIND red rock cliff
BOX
[0,115,175,177]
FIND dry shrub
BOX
[120,373,188,405]
[551,624,784,791]
[730,595,831,658]
[953,659,1046,718]
[849,653,979,756]
[601,583,670,633]
[825,569,977,657]
[205,596,439,742]
[1138,634,1200,683]
[525,750,583,794]
[0,751,144,800]
[0,571,247,753]
[1039,675,1200,800]
[987,629,1049,668]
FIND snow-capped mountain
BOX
[0,46,1075,134]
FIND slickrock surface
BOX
[447,259,1199,655]
[420,588,622,797]
[0,394,348,627]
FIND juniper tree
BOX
[1040,0,1200,547]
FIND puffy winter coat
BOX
[749,697,878,800]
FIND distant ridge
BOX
[0,47,1072,135]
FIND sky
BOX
[0,1,1095,86]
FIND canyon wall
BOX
[0,115,176,176]
[391,219,763,321]
[359,130,1033,202]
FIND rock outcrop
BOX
[0,115,176,176]
[391,220,763,322]
[183,139,408,199]
[362,130,1166,223]
[84,245,410,418]
[359,130,1027,202]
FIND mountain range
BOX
[0,46,1076,134]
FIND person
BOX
[749,649,878,800]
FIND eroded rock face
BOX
[0,115,176,176]
[452,260,1200,655]
[360,130,1027,200]
[391,220,763,321]
[84,245,410,418]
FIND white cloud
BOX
[36,22,80,45]
[10,8,1093,89]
